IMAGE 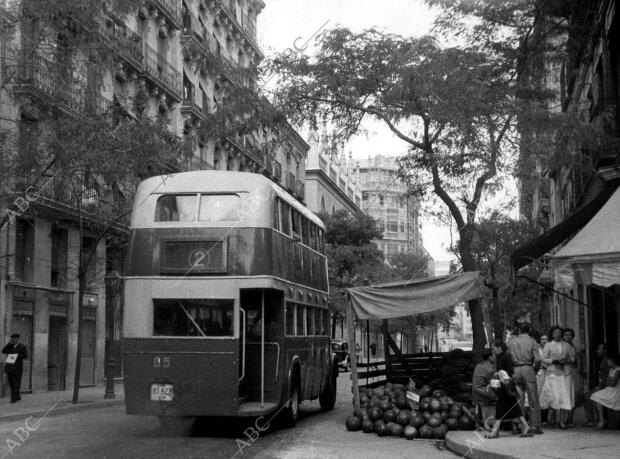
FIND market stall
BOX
[345,271,487,412]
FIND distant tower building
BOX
[357,155,427,263]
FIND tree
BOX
[269,27,529,353]
[466,211,539,340]
[318,210,389,337]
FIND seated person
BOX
[590,353,620,430]
[472,349,497,428]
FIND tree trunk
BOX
[459,233,487,355]
[491,285,502,341]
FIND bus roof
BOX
[133,171,325,229]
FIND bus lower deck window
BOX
[153,299,234,337]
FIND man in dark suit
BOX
[2,333,28,403]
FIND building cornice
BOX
[306,168,361,214]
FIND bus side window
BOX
[301,217,309,245]
[291,210,301,241]
[296,303,305,336]
[306,307,314,335]
[314,307,321,335]
[280,201,291,236]
[273,198,280,231]
[285,302,295,335]
[318,228,325,253]
[309,223,317,250]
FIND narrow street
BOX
[0,373,457,459]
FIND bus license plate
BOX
[151,384,174,401]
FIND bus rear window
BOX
[199,195,240,222]
[155,195,197,222]
[153,299,234,337]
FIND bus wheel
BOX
[319,363,337,411]
[282,379,300,427]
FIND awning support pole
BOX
[347,295,360,412]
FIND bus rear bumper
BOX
[237,401,279,417]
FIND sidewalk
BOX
[445,408,620,459]
[0,384,124,423]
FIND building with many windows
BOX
[357,155,426,262]
[0,0,308,395]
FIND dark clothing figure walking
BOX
[2,334,28,403]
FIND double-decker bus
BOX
[122,171,337,425]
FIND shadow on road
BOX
[191,403,324,438]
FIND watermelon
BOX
[345,416,362,431]
[404,425,418,440]
[383,410,396,423]
[410,414,425,429]
[419,425,433,438]
[375,420,388,436]
[396,411,410,426]
[362,418,375,433]
[390,423,404,437]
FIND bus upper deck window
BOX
[155,195,197,222]
[199,194,240,222]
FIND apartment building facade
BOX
[514,0,620,388]
[0,0,309,395]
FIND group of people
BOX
[473,322,543,437]
[473,321,620,437]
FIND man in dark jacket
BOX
[2,333,28,403]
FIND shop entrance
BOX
[11,309,33,393]
[48,316,67,390]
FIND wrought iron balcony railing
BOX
[143,42,182,101]
[14,54,113,118]
[217,0,262,56]
[153,0,182,29]
[93,10,144,71]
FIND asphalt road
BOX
[0,373,458,459]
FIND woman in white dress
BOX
[591,353,620,430]
[562,328,578,427]
[539,326,571,428]
[537,334,549,425]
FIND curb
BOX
[0,399,124,424]
[445,433,516,459]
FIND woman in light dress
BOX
[539,326,571,428]
[562,328,578,427]
[591,353,620,430]
[536,334,549,425]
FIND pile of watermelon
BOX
[345,382,476,439]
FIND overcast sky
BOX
[258,0,455,270]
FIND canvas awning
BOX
[511,184,618,271]
[552,186,620,289]
[346,272,486,320]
